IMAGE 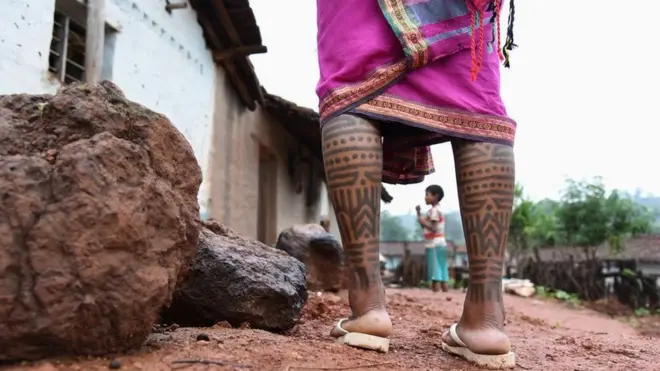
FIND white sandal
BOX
[331,318,390,353]
[441,323,515,369]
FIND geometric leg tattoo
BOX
[322,114,384,312]
[452,141,515,306]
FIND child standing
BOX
[416,185,449,293]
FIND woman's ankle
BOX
[460,300,506,331]
[342,309,393,338]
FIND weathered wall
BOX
[0,0,215,212]
[208,66,327,243]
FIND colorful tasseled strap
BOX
[502,0,517,68]
[466,0,517,81]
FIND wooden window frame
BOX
[49,10,87,84]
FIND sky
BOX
[249,0,660,214]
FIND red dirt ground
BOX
[2,288,659,371]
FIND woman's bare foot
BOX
[330,275,391,340]
[330,309,392,338]
[442,302,511,355]
[442,324,510,355]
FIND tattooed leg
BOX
[442,140,514,355]
[322,114,392,339]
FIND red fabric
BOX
[467,0,491,11]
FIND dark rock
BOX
[0,81,201,360]
[196,333,210,342]
[161,220,307,332]
[275,224,344,292]
[108,360,122,369]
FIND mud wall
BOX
[208,66,327,243]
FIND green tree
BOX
[555,177,653,258]
[444,211,465,245]
[508,185,560,265]
[380,210,411,241]
[527,201,559,247]
[508,184,535,263]
[549,178,654,299]
[413,222,424,241]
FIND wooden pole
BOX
[85,0,105,83]
[403,244,411,286]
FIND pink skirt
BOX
[316,0,517,184]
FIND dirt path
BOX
[3,289,659,371]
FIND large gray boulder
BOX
[275,224,344,292]
[0,81,201,360]
[161,221,308,331]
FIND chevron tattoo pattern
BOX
[322,115,383,292]
[453,141,515,304]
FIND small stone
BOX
[108,359,121,369]
[274,224,344,292]
[213,321,232,329]
[196,333,210,341]
[326,294,342,303]
[239,322,251,329]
